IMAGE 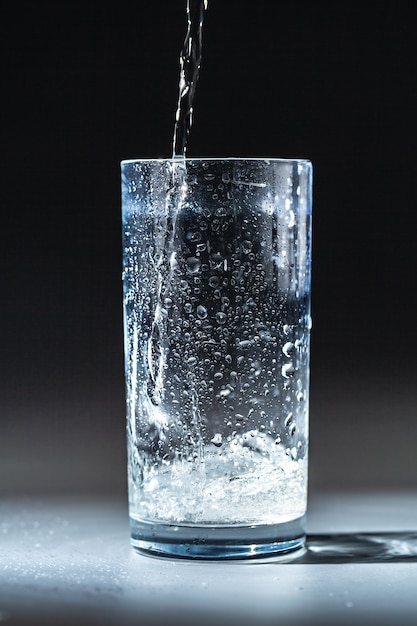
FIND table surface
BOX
[1,491,417,626]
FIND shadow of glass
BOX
[290,532,417,563]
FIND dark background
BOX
[1,0,416,496]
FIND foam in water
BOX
[130,433,307,525]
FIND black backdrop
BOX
[2,1,416,495]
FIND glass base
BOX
[130,515,306,560]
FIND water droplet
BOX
[164,297,173,308]
[281,363,295,378]
[186,257,201,274]
[196,305,208,319]
[188,230,202,242]
[180,280,189,290]
[282,341,294,357]
[283,324,292,336]
[225,354,232,364]
[211,433,223,447]
[216,311,227,325]
[241,240,253,254]
[187,356,197,366]
[297,391,304,402]
[284,412,293,427]
[209,275,219,288]
[214,372,223,380]
[215,206,227,217]
[238,339,252,349]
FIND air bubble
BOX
[186,257,201,274]
[216,312,227,325]
[197,305,208,319]
[215,206,227,217]
[230,371,238,384]
[242,240,253,254]
[188,230,202,242]
[284,412,293,427]
[282,341,294,357]
[211,433,223,447]
[209,276,220,288]
[281,363,295,378]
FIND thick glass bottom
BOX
[130,515,306,560]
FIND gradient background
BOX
[1,0,416,498]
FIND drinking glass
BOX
[121,158,312,559]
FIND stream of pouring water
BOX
[172,0,208,159]
[166,0,209,475]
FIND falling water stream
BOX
[172,0,209,159]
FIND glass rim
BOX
[121,156,312,166]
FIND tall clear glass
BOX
[121,158,312,559]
